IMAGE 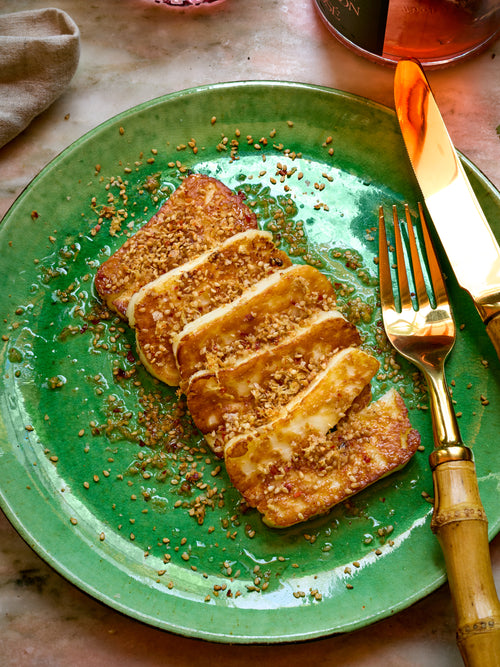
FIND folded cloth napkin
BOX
[0,7,80,148]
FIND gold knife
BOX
[394,58,500,360]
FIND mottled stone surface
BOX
[0,1,498,664]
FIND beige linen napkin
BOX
[0,7,80,148]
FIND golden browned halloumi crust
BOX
[224,345,380,462]
[94,174,258,317]
[226,388,420,528]
[186,310,361,455]
[173,264,337,388]
[126,230,291,386]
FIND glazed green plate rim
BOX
[0,80,499,644]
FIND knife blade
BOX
[394,58,500,359]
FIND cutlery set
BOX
[381,59,500,665]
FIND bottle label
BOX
[315,0,390,56]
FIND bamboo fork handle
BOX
[431,458,500,666]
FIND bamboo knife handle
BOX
[431,459,500,666]
[486,314,500,361]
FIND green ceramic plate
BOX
[0,81,499,643]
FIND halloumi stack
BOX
[225,384,420,528]
[126,230,291,386]
[95,174,258,317]
[173,263,337,388]
[186,310,361,456]
[93,173,421,529]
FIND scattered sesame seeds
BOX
[10,117,473,610]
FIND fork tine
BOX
[378,206,395,310]
[392,205,413,310]
[405,204,429,308]
[418,202,449,307]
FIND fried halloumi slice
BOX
[126,230,291,386]
[173,263,337,388]
[225,387,420,528]
[186,309,361,456]
[95,174,257,317]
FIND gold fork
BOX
[378,203,500,666]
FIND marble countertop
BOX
[0,1,499,665]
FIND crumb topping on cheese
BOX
[187,310,362,455]
[128,230,291,385]
[94,174,421,529]
[174,264,337,384]
[226,388,420,527]
[95,174,258,316]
